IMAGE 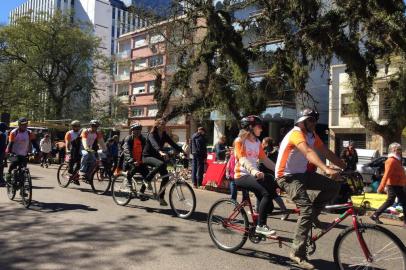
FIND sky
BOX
[0,0,27,24]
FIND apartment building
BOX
[329,62,406,155]
[116,17,194,143]
[9,0,147,116]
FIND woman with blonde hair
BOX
[233,115,277,236]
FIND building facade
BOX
[329,62,406,155]
[115,18,193,143]
[9,0,148,117]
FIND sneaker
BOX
[289,253,315,270]
[159,198,168,206]
[255,225,276,236]
[370,215,383,224]
[281,211,290,221]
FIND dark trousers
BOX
[41,152,50,165]
[126,162,149,192]
[58,149,66,164]
[374,185,406,224]
[111,155,119,173]
[0,155,5,183]
[192,155,205,186]
[235,175,276,226]
[143,156,169,199]
[68,152,81,174]
[278,172,340,257]
[8,156,28,173]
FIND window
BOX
[134,58,147,70]
[150,34,165,44]
[148,106,158,117]
[379,88,391,119]
[112,8,116,19]
[341,93,355,116]
[148,82,155,93]
[131,108,144,117]
[132,83,146,94]
[149,55,163,67]
[134,35,147,48]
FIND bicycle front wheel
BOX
[207,198,249,252]
[21,170,32,208]
[7,183,16,200]
[57,163,71,188]
[169,181,196,218]
[111,174,132,206]
[90,167,112,195]
[334,223,406,270]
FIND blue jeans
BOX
[230,180,249,201]
[80,150,96,177]
[192,155,205,186]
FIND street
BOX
[0,164,405,270]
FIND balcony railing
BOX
[115,73,130,81]
[115,50,131,60]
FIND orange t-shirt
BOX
[132,138,143,163]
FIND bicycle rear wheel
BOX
[207,198,249,252]
[334,223,406,270]
[111,174,132,206]
[57,163,71,188]
[90,167,112,195]
[21,170,32,208]
[169,181,196,218]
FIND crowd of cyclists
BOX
[1,107,405,270]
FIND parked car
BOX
[357,156,406,183]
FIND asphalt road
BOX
[0,164,404,270]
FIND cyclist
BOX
[234,115,277,236]
[142,118,185,206]
[5,118,39,183]
[275,108,346,270]
[122,122,150,198]
[39,134,52,167]
[79,120,106,179]
[65,120,82,185]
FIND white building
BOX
[9,0,148,116]
[329,62,406,155]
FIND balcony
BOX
[118,95,129,104]
[115,50,131,61]
[115,73,130,82]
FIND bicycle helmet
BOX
[71,120,81,127]
[130,122,142,131]
[240,115,263,130]
[18,117,28,125]
[295,108,319,124]
[89,119,100,127]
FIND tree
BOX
[0,12,108,121]
[252,0,406,143]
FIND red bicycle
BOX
[207,172,406,269]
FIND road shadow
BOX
[29,201,98,213]
[76,187,113,197]
[236,248,301,269]
[32,186,55,190]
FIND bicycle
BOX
[57,150,112,195]
[207,171,406,269]
[111,154,196,219]
[6,154,33,208]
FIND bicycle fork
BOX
[352,216,373,263]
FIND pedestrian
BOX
[181,139,191,168]
[110,135,119,173]
[0,122,8,186]
[260,137,289,220]
[214,135,227,162]
[55,140,66,164]
[226,140,249,201]
[40,134,52,167]
[340,141,358,171]
[370,142,406,227]
[191,126,207,188]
